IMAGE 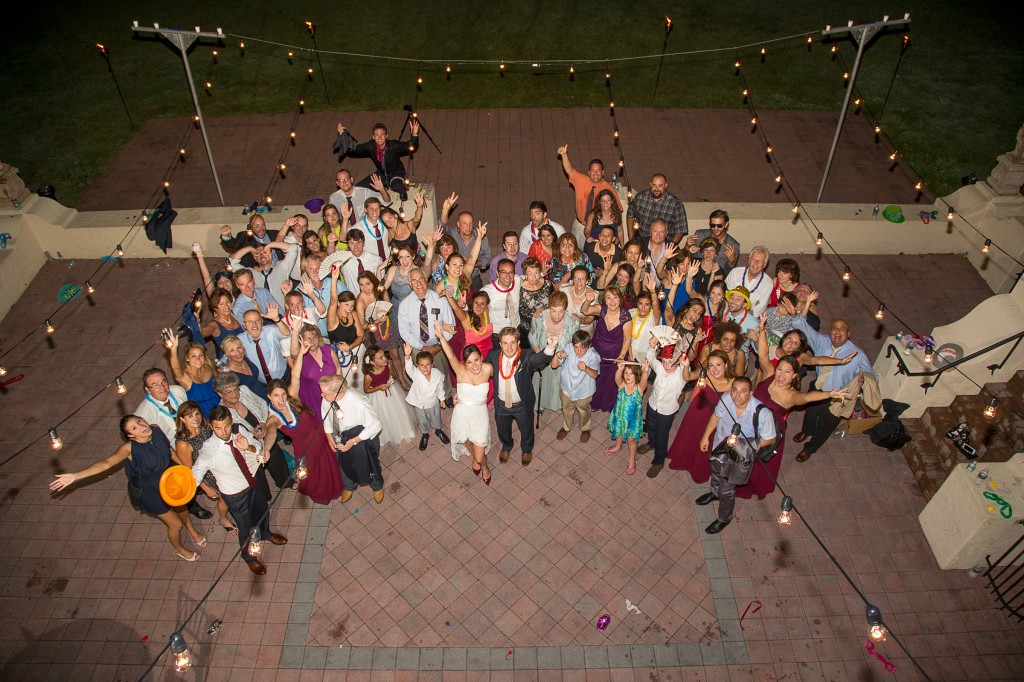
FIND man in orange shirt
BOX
[557,144,621,246]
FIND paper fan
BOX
[364,300,393,323]
[318,251,353,281]
[649,324,680,346]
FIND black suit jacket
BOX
[486,347,551,410]
[332,133,420,183]
[219,229,281,268]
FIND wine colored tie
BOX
[254,339,273,382]
[346,197,357,226]
[419,299,430,343]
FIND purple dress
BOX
[738,378,787,500]
[591,306,630,412]
[298,344,339,415]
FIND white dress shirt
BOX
[397,289,455,349]
[496,353,522,405]
[321,389,383,443]
[340,250,383,292]
[192,423,262,496]
[358,216,391,261]
[646,348,687,416]
[135,386,188,443]
[482,276,521,331]
[724,266,774,318]
[328,187,391,222]
[240,326,289,382]
[404,359,446,410]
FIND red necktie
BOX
[254,338,272,382]
[229,441,260,491]
[584,186,596,220]
[371,223,386,260]
[357,258,364,273]
[346,197,356,226]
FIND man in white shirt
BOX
[481,260,521,347]
[135,368,212,520]
[340,228,383,291]
[328,169,392,225]
[724,246,773,317]
[398,269,456,397]
[519,200,566,255]
[357,198,390,263]
[404,342,450,451]
[229,240,302,310]
[320,374,386,504]
[193,406,288,575]
[640,338,689,478]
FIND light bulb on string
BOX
[750,116,757,126]
[842,71,850,80]
[45,319,55,334]
[774,172,783,184]
[815,232,823,246]
[889,152,897,161]
[163,179,170,188]
[734,60,741,70]
[299,99,305,107]
[163,329,173,349]
[604,72,611,81]
[265,195,273,205]
[115,376,127,395]
[923,345,934,365]
[289,130,296,139]
[726,424,741,448]
[179,147,186,157]
[287,50,293,58]
[609,100,615,109]
[204,81,212,90]
[446,64,451,74]
[778,496,793,526]
[760,46,766,57]
[211,50,218,58]
[696,368,707,388]
[307,67,314,75]
[874,304,885,321]
[842,266,851,282]
[499,61,505,71]
[239,41,245,49]
[854,98,862,107]
[807,35,813,44]
[983,397,998,419]
[192,114,200,124]
[278,162,286,171]
[116,244,124,257]
[569,64,575,75]
[947,207,955,220]
[982,239,991,254]
[866,605,888,643]
[831,45,838,54]
[85,280,95,294]
[915,182,922,191]
[792,202,800,214]
[742,88,749,100]
[874,125,881,134]
[618,159,624,169]
[0,366,6,377]
[247,528,263,557]
[295,456,309,481]
[613,129,619,139]
[765,145,772,154]
[49,428,63,451]
[170,633,193,672]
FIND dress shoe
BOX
[189,503,213,520]
[646,464,663,478]
[339,489,354,503]
[792,431,809,444]
[267,533,288,546]
[373,488,384,504]
[795,450,812,463]
[695,492,719,506]
[246,560,267,576]
[445,395,455,409]
[419,434,429,451]
[522,451,533,466]
[580,431,590,444]
[499,450,510,464]
[705,519,730,535]
[556,428,569,441]
[436,429,450,445]
[637,443,653,455]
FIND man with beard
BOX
[328,169,393,226]
[626,174,688,244]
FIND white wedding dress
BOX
[450,382,491,461]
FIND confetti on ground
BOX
[505,649,513,658]
[596,614,610,631]
[740,600,762,630]
[625,599,642,615]
[207,619,223,635]
[353,508,359,514]
[444,620,450,627]
[140,636,149,642]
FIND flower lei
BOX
[499,348,521,380]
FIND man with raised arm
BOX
[556,145,620,247]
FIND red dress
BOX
[666,385,724,481]
[738,378,788,500]
[276,407,344,505]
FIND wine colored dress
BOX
[298,344,339,415]
[738,378,787,500]
[591,306,630,412]
[273,406,344,504]
[666,385,725,482]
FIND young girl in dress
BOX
[361,346,418,445]
[604,359,650,475]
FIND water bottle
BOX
[895,331,904,342]
[975,468,989,486]
[965,461,977,473]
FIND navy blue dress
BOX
[125,430,174,515]
[231,358,268,400]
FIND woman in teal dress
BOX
[529,290,579,411]
[604,359,649,476]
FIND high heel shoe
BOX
[473,466,481,477]
[483,472,492,486]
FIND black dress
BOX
[125,430,174,515]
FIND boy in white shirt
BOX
[640,335,691,478]
[404,342,451,451]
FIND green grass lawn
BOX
[1,0,1021,206]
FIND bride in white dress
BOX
[435,321,494,485]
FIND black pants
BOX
[496,402,535,453]
[221,466,272,564]
[646,406,677,466]
[265,443,292,489]
[355,173,407,198]
[800,399,842,455]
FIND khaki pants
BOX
[560,387,593,432]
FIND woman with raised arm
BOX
[436,320,495,485]
[327,267,365,383]
[290,324,342,416]
[597,240,644,297]
[697,320,747,378]
[220,335,267,400]
[200,288,244,359]
[193,242,236,301]
[435,253,472,311]
[165,330,220,418]
[381,191,426,261]
[50,415,206,561]
[590,286,634,412]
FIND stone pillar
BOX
[985,123,1024,195]
[0,162,30,208]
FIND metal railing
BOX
[884,330,1024,393]
[984,524,1024,623]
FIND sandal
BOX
[222,524,239,536]
[625,466,637,476]
[174,550,200,562]
[195,535,208,548]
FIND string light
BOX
[774,172,782,183]
[696,368,707,388]
[116,244,124,256]
[45,319,55,334]
[983,397,998,419]
[853,98,862,107]
[914,181,922,191]
[842,71,850,80]
[163,330,173,349]
[204,81,212,89]
[179,147,186,157]
[807,35,813,44]
[613,129,619,139]
[946,207,955,221]
[760,46,766,56]
[163,179,170,188]
[923,344,934,365]
[0,366,6,377]
[815,232,823,246]
[49,428,63,451]
[247,528,263,557]
[604,72,611,80]
[569,64,575,74]
[982,239,991,254]
[446,64,451,73]
[170,633,193,672]
[889,152,897,161]
[765,145,772,154]
[866,605,888,643]
[192,114,200,123]
[874,303,885,321]
[831,45,838,54]
[417,74,423,84]
[750,116,757,126]
[265,195,273,205]
[792,202,800,213]
[726,424,741,448]
[295,456,309,481]
[298,99,305,106]
[211,50,218,57]
[778,496,793,526]
[115,376,127,395]
[842,266,851,282]
[287,50,293,58]
[239,41,245,49]
[742,88,748,98]
[618,159,624,168]
[278,162,286,171]
[609,100,615,109]
[873,125,881,134]
[307,67,314,74]
[499,61,505,71]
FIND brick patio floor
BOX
[2,252,1021,681]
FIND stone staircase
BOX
[902,370,1024,500]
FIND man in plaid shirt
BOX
[626,174,688,244]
